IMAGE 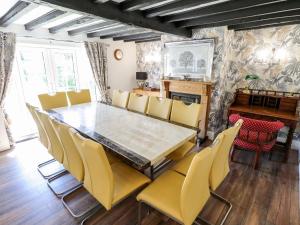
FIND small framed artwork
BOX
[163,39,215,81]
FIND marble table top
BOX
[49,102,196,170]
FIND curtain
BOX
[84,41,110,102]
[0,32,16,147]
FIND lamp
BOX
[136,72,148,88]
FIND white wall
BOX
[105,41,137,95]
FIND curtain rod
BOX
[16,35,110,47]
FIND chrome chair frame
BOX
[37,158,65,179]
[61,185,100,219]
[47,170,82,198]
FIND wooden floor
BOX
[0,138,299,225]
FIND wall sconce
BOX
[255,47,288,65]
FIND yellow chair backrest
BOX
[35,110,64,164]
[210,119,243,190]
[38,92,68,110]
[146,96,172,120]
[127,93,149,114]
[112,90,129,108]
[170,100,201,128]
[67,89,91,106]
[50,119,84,182]
[69,129,114,210]
[26,103,49,148]
[181,147,214,225]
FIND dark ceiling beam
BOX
[135,37,161,43]
[234,20,300,31]
[120,0,166,12]
[163,0,286,23]
[0,1,38,27]
[68,21,119,36]
[87,25,135,38]
[24,9,66,31]
[145,0,223,18]
[113,32,160,41]
[192,10,300,29]
[28,0,192,37]
[48,16,95,33]
[100,28,148,39]
[124,35,161,42]
[228,16,300,30]
[177,1,300,28]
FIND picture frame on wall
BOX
[163,39,215,81]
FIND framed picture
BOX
[163,39,215,80]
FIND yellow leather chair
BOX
[35,110,69,196]
[69,129,151,222]
[111,90,129,108]
[171,120,243,225]
[38,92,68,110]
[66,89,91,105]
[166,100,202,161]
[26,103,59,179]
[127,93,149,114]
[146,96,172,120]
[26,103,49,149]
[137,147,214,225]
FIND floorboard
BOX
[0,138,299,225]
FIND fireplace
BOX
[161,79,213,140]
[170,92,201,104]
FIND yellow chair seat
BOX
[137,170,185,222]
[166,141,195,161]
[171,152,197,176]
[112,162,151,204]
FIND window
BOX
[5,40,98,141]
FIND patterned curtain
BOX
[84,41,110,102]
[0,32,16,146]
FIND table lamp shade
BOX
[136,72,148,80]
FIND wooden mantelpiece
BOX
[161,79,213,140]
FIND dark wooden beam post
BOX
[0,1,38,27]
[135,37,161,43]
[145,0,220,18]
[233,20,300,31]
[192,10,300,29]
[124,35,161,42]
[87,26,135,38]
[229,17,300,30]
[176,1,300,28]
[120,0,168,12]
[49,16,95,33]
[163,0,286,23]
[27,0,192,37]
[99,28,148,39]
[68,21,119,36]
[25,9,66,31]
[113,32,160,41]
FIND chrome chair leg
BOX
[210,191,232,225]
[197,191,232,225]
[47,170,82,198]
[37,158,64,179]
[62,185,100,218]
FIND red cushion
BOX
[229,114,284,152]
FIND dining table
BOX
[48,102,196,172]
